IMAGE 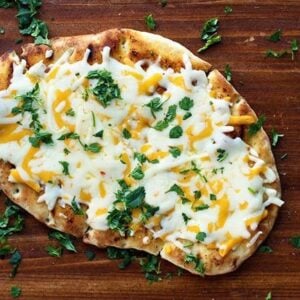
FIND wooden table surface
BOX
[0,1,299,299]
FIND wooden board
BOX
[0,0,300,299]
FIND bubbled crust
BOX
[0,29,281,275]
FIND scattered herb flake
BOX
[10,286,21,298]
[271,128,284,146]
[66,108,75,117]
[59,161,70,176]
[130,165,144,180]
[179,97,194,111]
[71,197,85,216]
[201,17,219,41]
[194,204,209,211]
[93,130,104,138]
[145,97,164,119]
[140,254,161,282]
[9,250,22,278]
[145,14,156,31]
[216,148,228,162]
[265,291,272,300]
[183,112,192,120]
[198,34,221,53]
[224,6,233,14]
[290,235,300,249]
[210,194,217,201]
[169,146,181,158]
[45,245,63,257]
[84,143,101,153]
[122,128,132,139]
[184,253,205,276]
[265,49,288,58]
[267,29,282,42]
[166,184,184,196]
[259,245,273,253]
[196,232,207,242]
[290,38,299,60]
[57,132,79,141]
[224,64,232,82]
[85,249,96,261]
[0,26,4,34]
[248,115,265,136]
[182,213,191,225]
[248,187,257,194]
[169,125,183,138]
[107,247,136,269]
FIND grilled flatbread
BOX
[0,29,283,275]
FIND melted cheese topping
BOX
[0,47,283,257]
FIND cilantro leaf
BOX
[169,125,183,138]
[145,97,164,119]
[248,115,265,136]
[107,247,136,269]
[87,69,121,107]
[216,148,228,162]
[166,184,184,196]
[290,38,299,60]
[57,132,80,141]
[201,17,219,41]
[145,14,156,31]
[134,152,147,164]
[130,165,144,180]
[265,291,272,300]
[84,142,101,153]
[267,29,282,42]
[153,119,169,131]
[210,194,217,201]
[271,128,284,147]
[93,130,104,138]
[184,253,205,276]
[48,231,77,252]
[183,112,192,120]
[85,249,96,261]
[169,146,181,158]
[179,97,194,111]
[65,108,75,116]
[196,232,207,242]
[125,186,146,209]
[140,254,161,282]
[194,204,209,211]
[29,131,53,148]
[265,49,288,58]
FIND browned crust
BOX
[0,29,281,276]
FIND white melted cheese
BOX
[0,46,283,257]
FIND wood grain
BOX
[0,0,300,299]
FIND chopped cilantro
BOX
[165,105,177,122]
[196,232,207,242]
[145,97,164,119]
[0,26,5,34]
[85,249,96,261]
[134,152,147,164]
[169,125,183,138]
[107,247,136,269]
[210,194,217,201]
[182,213,191,225]
[267,29,282,42]
[259,245,273,253]
[66,108,75,117]
[290,235,300,248]
[45,245,63,257]
[93,130,104,138]
[169,146,181,158]
[179,97,194,111]
[71,197,85,215]
[29,131,53,148]
[198,17,221,53]
[224,6,233,14]
[153,119,169,131]
[248,115,265,136]
[130,165,144,180]
[10,286,21,298]
[59,161,70,176]
[48,231,77,252]
[0,0,49,45]
[140,254,161,282]
[145,14,156,31]
[224,64,232,82]
[271,128,284,147]
[87,69,121,107]
[166,184,184,196]
[216,148,228,162]
[184,253,205,276]
[122,128,132,139]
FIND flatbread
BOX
[0,29,282,275]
